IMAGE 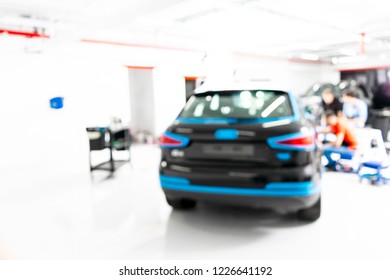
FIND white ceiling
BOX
[1,0,390,63]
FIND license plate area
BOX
[201,144,254,157]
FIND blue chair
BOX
[358,161,390,185]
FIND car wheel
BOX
[166,198,197,210]
[297,197,321,221]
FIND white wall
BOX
[0,52,130,187]
[129,69,156,135]
[153,66,186,135]
[232,54,340,94]
[334,55,390,72]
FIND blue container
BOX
[50,97,64,109]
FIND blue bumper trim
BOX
[276,152,291,161]
[160,175,319,197]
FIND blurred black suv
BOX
[159,86,322,221]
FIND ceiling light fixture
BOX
[299,53,319,61]
[304,44,322,50]
[135,16,175,28]
[337,55,367,64]
[339,48,357,56]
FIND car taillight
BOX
[159,132,190,148]
[267,130,316,151]
[160,135,181,145]
[277,136,314,146]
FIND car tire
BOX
[297,197,321,221]
[166,198,197,210]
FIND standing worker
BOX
[321,88,343,118]
[342,90,368,128]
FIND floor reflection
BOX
[163,203,312,259]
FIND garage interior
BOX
[0,0,390,259]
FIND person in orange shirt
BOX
[322,110,359,169]
[325,110,358,149]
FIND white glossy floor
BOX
[1,144,390,260]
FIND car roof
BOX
[193,82,290,94]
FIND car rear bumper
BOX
[160,161,320,188]
[160,174,320,212]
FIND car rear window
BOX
[179,90,293,119]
